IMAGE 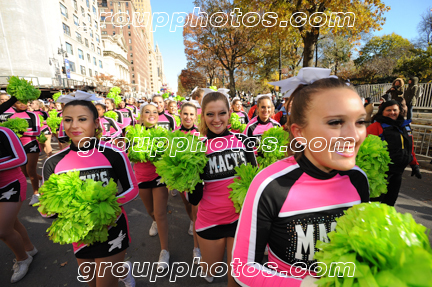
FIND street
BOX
[1,144,432,287]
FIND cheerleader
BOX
[243,94,281,153]
[53,101,70,151]
[152,95,176,131]
[105,98,125,130]
[187,92,257,285]
[232,69,370,286]
[167,100,181,126]
[43,93,138,287]
[6,101,41,206]
[133,102,170,271]
[31,100,53,157]
[95,103,122,140]
[231,98,249,125]
[190,88,204,115]
[0,99,37,283]
[117,100,135,132]
[173,102,201,263]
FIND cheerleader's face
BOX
[153,96,164,113]
[168,103,177,115]
[13,101,28,112]
[55,103,62,111]
[0,94,9,104]
[203,100,230,135]
[63,105,99,147]
[141,105,158,127]
[96,105,105,118]
[291,88,366,173]
[258,98,272,122]
[181,106,196,129]
[30,101,40,111]
[119,101,126,109]
[105,99,114,111]
[233,101,242,112]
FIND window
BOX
[85,38,89,47]
[93,57,97,66]
[69,61,76,72]
[91,43,95,51]
[113,31,115,35]
[62,23,70,36]
[129,45,132,50]
[73,0,77,11]
[81,7,85,16]
[90,29,93,38]
[94,21,98,29]
[110,1,112,6]
[99,60,103,68]
[76,32,82,43]
[78,49,84,60]
[111,9,113,12]
[118,2,120,7]
[96,34,100,43]
[101,16,105,21]
[92,6,96,15]
[97,47,101,55]
[132,74,134,78]
[82,22,87,32]
[66,42,73,55]
[128,39,131,43]
[95,71,98,76]
[86,0,90,8]
[87,14,91,23]
[89,69,92,77]
[102,31,107,35]
[130,60,133,64]
[80,65,86,75]
[132,80,135,84]
[128,32,131,36]
[128,25,130,29]
[130,53,133,57]
[74,15,79,26]
[87,54,91,62]
[131,67,134,71]
[60,3,68,18]
[126,2,128,7]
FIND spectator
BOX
[404,77,419,120]
[385,78,404,100]
[364,97,374,126]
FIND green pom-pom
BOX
[162,93,170,99]
[37,133,47,144]
[257,127,289,168]
[6,76,41,104]
[229,113,242,131]
[239,124,247,133]
[37,170,121,245]
[104,111,118,121]
[107,87,122,105]
[46,110,62,131]
[127,125,168,163]
[0,118,29,137]
[174,115,181,126]
[154,130,208,193]
[228,163,263,213]
[53,92,62,102]
[314,202,432,287]
[356,135,392,198]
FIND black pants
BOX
[407,104,413,120]
[371,171,403,206]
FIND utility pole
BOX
[278,39,282,81]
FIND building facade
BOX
[101,34,130,82]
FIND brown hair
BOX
[256,95,273,108]
[105,98,116,109]
[288,78,357,160]
[198,92,230,136]
[180,102,198,113]
[191,89,204,101]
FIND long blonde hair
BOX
[198,92,230,136]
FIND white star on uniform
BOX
[156,178,162,185]
[0,188,17,200]
[29,145,38,152]
[108,230,126,252]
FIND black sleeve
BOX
[235,133,257,167]
[186,182,203,206]
[243,112,249,124]
[42,111,48,121]
[0,96,17,114]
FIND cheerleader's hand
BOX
[300,276,318,287]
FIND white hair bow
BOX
[56,90,104,104]
[202,88,230,102]
[268,68,338,98]
[140,102,158,110]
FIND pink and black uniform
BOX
[33,109,51,135]
[187,129,257,239]
[232,155,369,286]
[42,138,139,259]
[157,111,176,131]
[117,108,135,131]
[56,111,70,144]
[126,104,138,119]
[235,110,249,125]
[99,116,122,139]
[0,127,28,202]
[244,116,281,144]
[133,126,167,189]
[0,107,15,123]
[174,125,199,135]
[7,109,41,154]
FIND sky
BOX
[150,0,432,93]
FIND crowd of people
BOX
[0,68,425,286]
